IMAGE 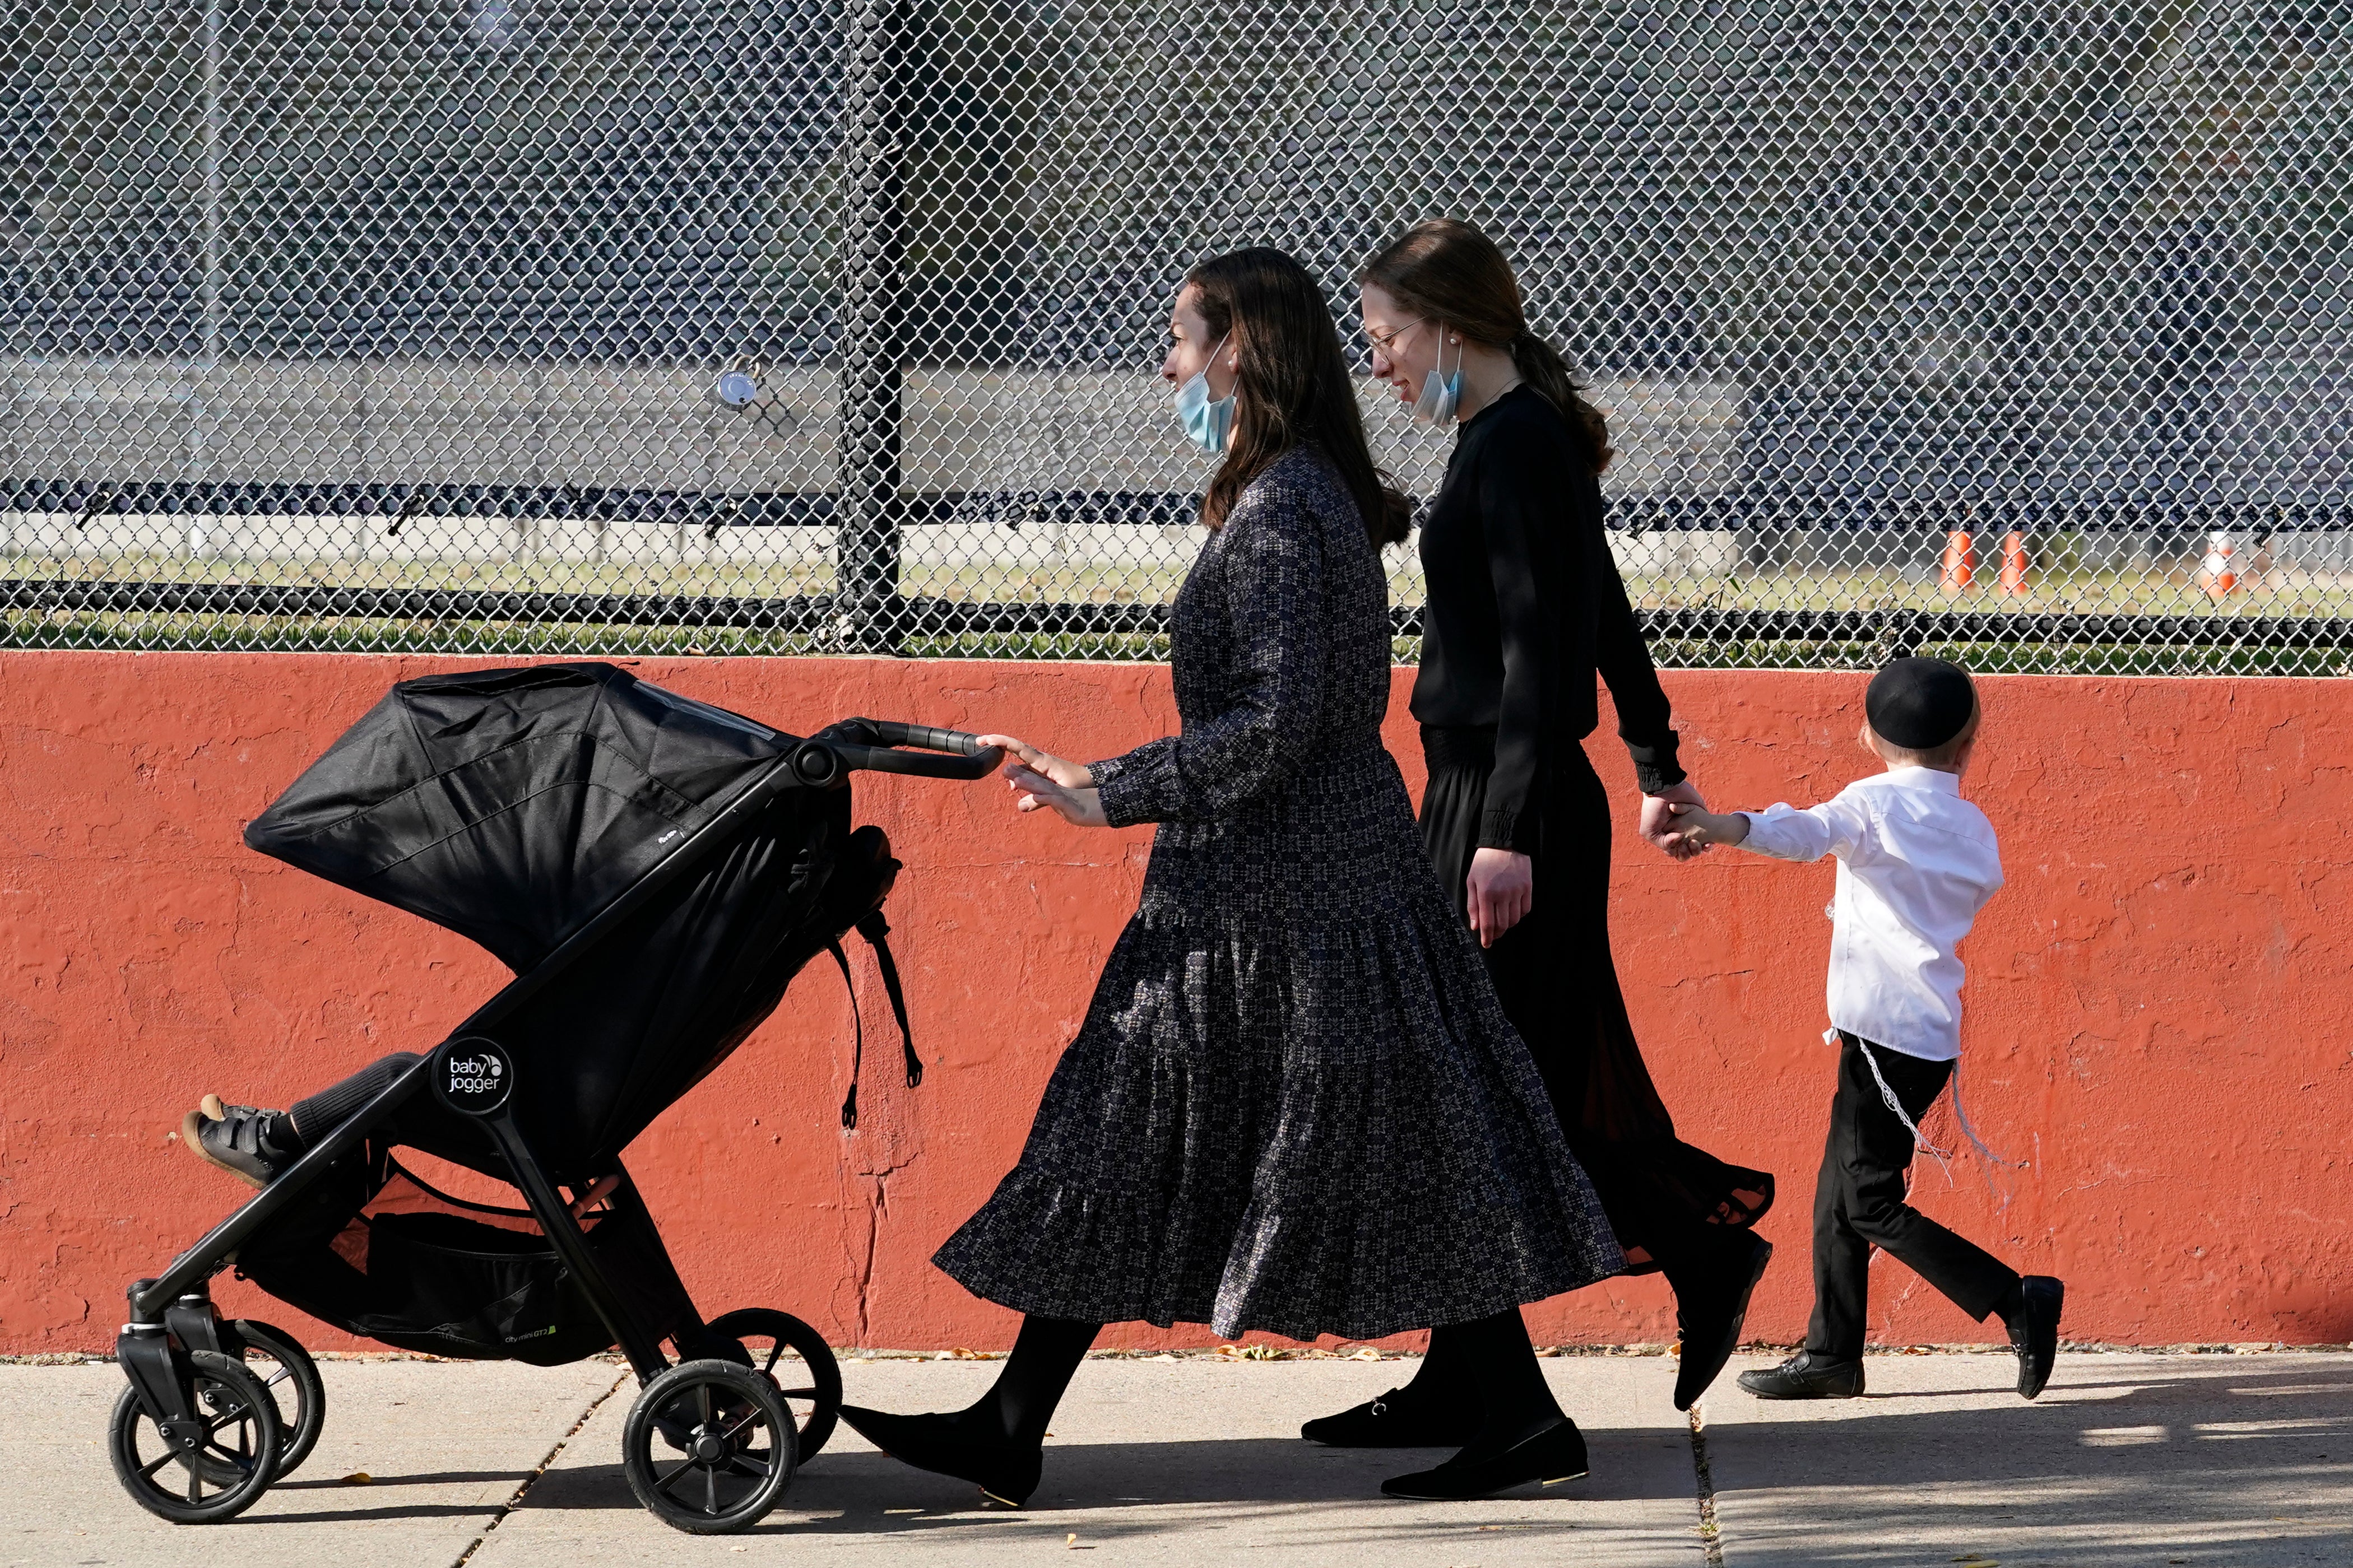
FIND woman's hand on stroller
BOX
[976,734,1090,789]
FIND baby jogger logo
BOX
[431,1038,513,1116]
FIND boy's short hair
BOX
[1878,704,1980,767]
[1866,658,1979,764]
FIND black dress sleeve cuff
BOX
[1626,732,1686,795]
[1477,803,1544,855]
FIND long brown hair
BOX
[1185,248,1412,545]
[1358,218,1614,473]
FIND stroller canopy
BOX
[246,663,796,973]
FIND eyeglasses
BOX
[1363,318,1426,360]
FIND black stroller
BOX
[106,662,1000,1534]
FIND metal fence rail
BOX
[8,1,2353,673]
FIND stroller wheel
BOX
[622,1359,797,1534]
[221,1321,326,1478]
[704,1308,843,1460]
[109,1350,282,1524]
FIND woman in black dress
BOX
[1301,221,1776,1445]
[837,248,1625,1505]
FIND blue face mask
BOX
[1173,334,1235,454]
[1411,325,1464,426]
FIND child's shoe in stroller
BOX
[839,1404,1042,1507]
[180,1094,299,1188]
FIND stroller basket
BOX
[238,1156,693,1367]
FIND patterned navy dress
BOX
[931,445,1623,1342]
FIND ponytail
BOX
[1361,218,1615,476]
[1510,329,1614,474]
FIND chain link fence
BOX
[7,0,2353,672]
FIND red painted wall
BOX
[3,653,2348,1353]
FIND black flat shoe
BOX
[1301,1385,1481,1448]
[2006,1276,2064,1400]
[838,1405,1042,1507]
[1736,1350,1864,1399]
[1379,1417,1590,1500]
[1673,1231,1774,1411]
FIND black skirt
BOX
[1420,724,1774,1273]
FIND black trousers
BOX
[1808,1034,2018,1358]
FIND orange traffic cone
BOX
[1939,528,1976,590]
[2199,530,2238,597]
[1998,530,2029,596]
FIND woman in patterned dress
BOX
[836,248,1624,1505]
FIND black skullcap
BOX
[1865,657,1977,750]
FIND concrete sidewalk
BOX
[13,1351,2351,1567]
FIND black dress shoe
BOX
[1673,1231,1775,1411]
[838,1405,1042,1507]
[1735,1350,1864,1399]
[1380,1417,1590,1500]
[1302,1384,1481,1448]
[2006,1276,2065,1400]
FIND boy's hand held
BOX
[1664,800,1747,850]
[1640,780,1712,860]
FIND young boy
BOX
[1664,657,2064,1401]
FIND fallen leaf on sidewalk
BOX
[339,1472,372,1485]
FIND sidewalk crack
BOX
[450,1369,630,1567]
[1689,1403,1725,1566]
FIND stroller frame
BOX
[113,717,1001,1533]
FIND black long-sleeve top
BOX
[1408,384,1686,853]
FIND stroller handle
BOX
[802,718,1005,782]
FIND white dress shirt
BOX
[1735,766,2002,1062]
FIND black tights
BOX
[286,1052,421,1147]
[962,1312,1552,1456]
[1401,1217,1751,1419]
[1427,1308,1565,1452]
[963,1315,1101,1445]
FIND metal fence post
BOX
[835,0,907,652]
